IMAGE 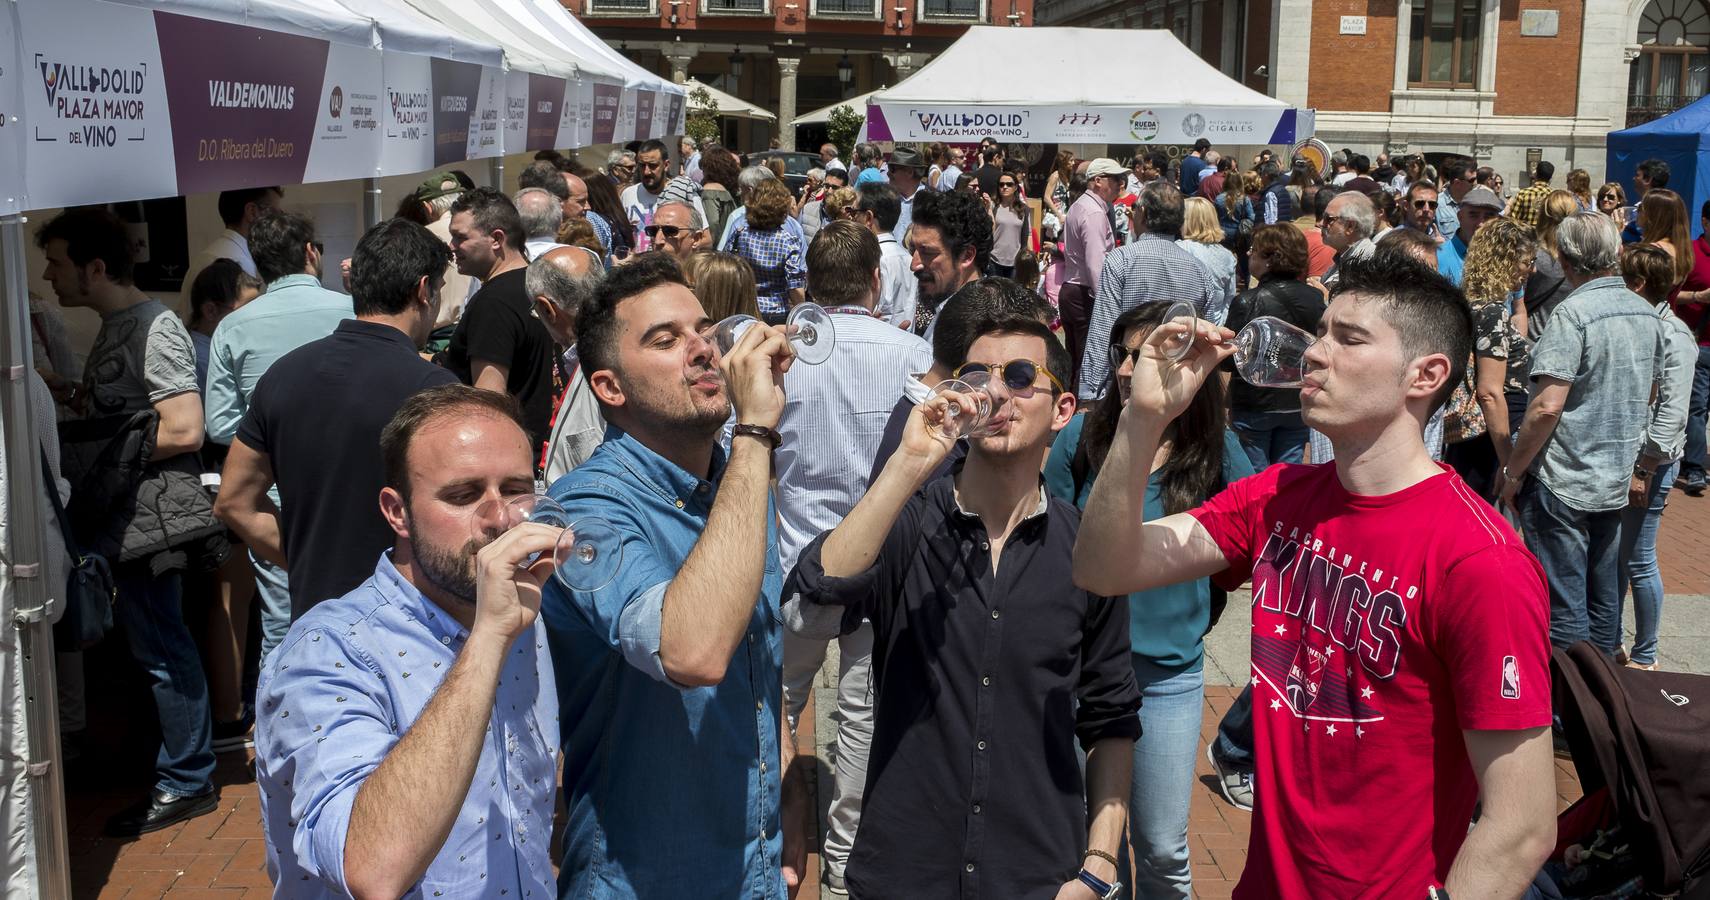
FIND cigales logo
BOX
[1129,108,1160,142]
[329,85,343,119]
[1182,112,1206,138]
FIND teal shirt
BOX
[203,274,353,444]
[1044,414,1255,672]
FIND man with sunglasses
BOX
[1437,159,1478,240]
[1403,181,1442,238]
[788,313,1140,900]
[643,201,708,265]
[621,139,671,252]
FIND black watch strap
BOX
[731,423,781,449]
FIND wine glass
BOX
[471,494,623,592]
[712,302,837,365]
[1158,293,1237,362]
[1232,316,1317,389]
[927,371,1001,439]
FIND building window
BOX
[920,0,981,19]
[703,0,766,12]
[1407,0,1481,88]
[587,0,653,11]
[1629,0,1710,125]
[813,0,877,13]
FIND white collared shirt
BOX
[875,232,918,329]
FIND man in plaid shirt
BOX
[1507,161,1555,227]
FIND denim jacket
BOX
[543,428,785,899]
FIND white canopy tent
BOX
[863,27,1306,148]
[0,1,680,895]
[795,88,886,127]
[687,78,777,122]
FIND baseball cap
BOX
[1460,186,1504,211]
[414,171,464,202]
[1085,158,1126,179]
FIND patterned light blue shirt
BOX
[255,553,559,899]
[543,429,785,900]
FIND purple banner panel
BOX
[431,57,481,167]
[591,83,620,145]
[666,93,684,135]
[634,90,655,140]
[527,73,564,151]
[153,11,328,194]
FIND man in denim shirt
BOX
[256,386,561,898]
[543,252,808,898]
[1500,212,1665,652]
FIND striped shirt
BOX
[1078,234,1216,400]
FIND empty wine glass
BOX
[1232,316,1317,389]
[1157,294,1237,362]
[471,494,623,592]
[712,302,837,365]
[927,371,1001,439]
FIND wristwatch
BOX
[730,423,781,449]
[1634,463,1653,480]
[1076,868,1121,900]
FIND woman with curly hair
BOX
[728,177,806,323]
[1445,217,1538,499]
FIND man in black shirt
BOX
[216,219,458,619]
[789,316,1139,900]
[443,187,556,450]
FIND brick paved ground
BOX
[65,480,1710,897]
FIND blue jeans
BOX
[1619,460,1676,665]
[1230,409,1308,472]
[1126,662,1204,899]
[252,551,291,666]
[1519,480,1623,653]
[1213,683,1253,769]
[113,563,214,797]
[1682,346,1710,482]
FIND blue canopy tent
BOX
[1607,95,1710,239]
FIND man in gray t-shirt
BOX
[1500,212,1663,654]
[37,208,218,837]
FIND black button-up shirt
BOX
[787,470,1141,900]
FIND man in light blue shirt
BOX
[1434,186,1503,287]
[255,385,560,899]
[1437,158,1477,240]
[1501,212,1665,653]
[543,253,807,898]
[203,208,352,668]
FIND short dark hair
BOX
[1328,252,1473,411]
[638,139,669,158]
[1144,150,1169,175]
[969,316,1071,396]
[534,149,570,171]
[1192,138,1212,153]
[249,207,317,284]
[1376,225,1442,267]
[216,187,280,228]
[1445,159,1477,183]
[1135,181,1185,237]
[930,277,1052,371]
[1638,158,1671,188]
[350,218,453,317]
[856,182,902,231]
[517,160,570,201]
[807,221,881,309]
[576,251,688,380]
[34,207,134,284]
[910,189,993,273]
[188,258,265,329]
[1352,154,1371,174]
[450,187,526,253]
[1533,160,1555,182]
[381,384,525,504]
[1312,185,1340,222]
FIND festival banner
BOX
[665,92,684,137]
[304,44,383,185]
[467,64,503,161]
[0,2,23,214]
[504,69,529,156]
[526,73,566,151]
[378,50,433,177]
[634,90,655,142]
[430,57,481,167]
[866,102,1300,147]
[616,87,638,144]
[591,82,620,145]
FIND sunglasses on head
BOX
[955,359,1064,393]
[1412,199,1438,210]
[644,224,687,239]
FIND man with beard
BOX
[621,139,671,253]
[908,189,992,340]
[542,252,810,898]
[444,187,557,452]
[787,315,1140,898]
[254,385,562,899]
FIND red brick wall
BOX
[1307,0,1400,112]
[1494,0,1581,115]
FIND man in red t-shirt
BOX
[1074,253,1557,898]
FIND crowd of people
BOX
[25,132,1700,899]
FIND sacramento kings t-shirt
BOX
[1188,462,1551,898]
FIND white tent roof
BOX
[795,88,885,126]
[686,78,776,122]
[335,0,506,66]
[103,0,378,46]
[872,26,1286,110]
[517,0,678,92]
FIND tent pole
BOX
[0,213,72,900]
[363,177,384,232]
[489,157,505,192]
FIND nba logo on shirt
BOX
[1501,656,1520,700]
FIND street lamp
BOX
[730,48,745,80]
[837,55,853,87]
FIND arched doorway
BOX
[1629,0,1710,125]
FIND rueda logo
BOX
[1129,108,1160,142]
[329,85,343,119]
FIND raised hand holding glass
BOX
[1232,316,1316,389]
[471,494,623,592]
[712,302,837,365]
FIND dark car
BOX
[744,150,822,197]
